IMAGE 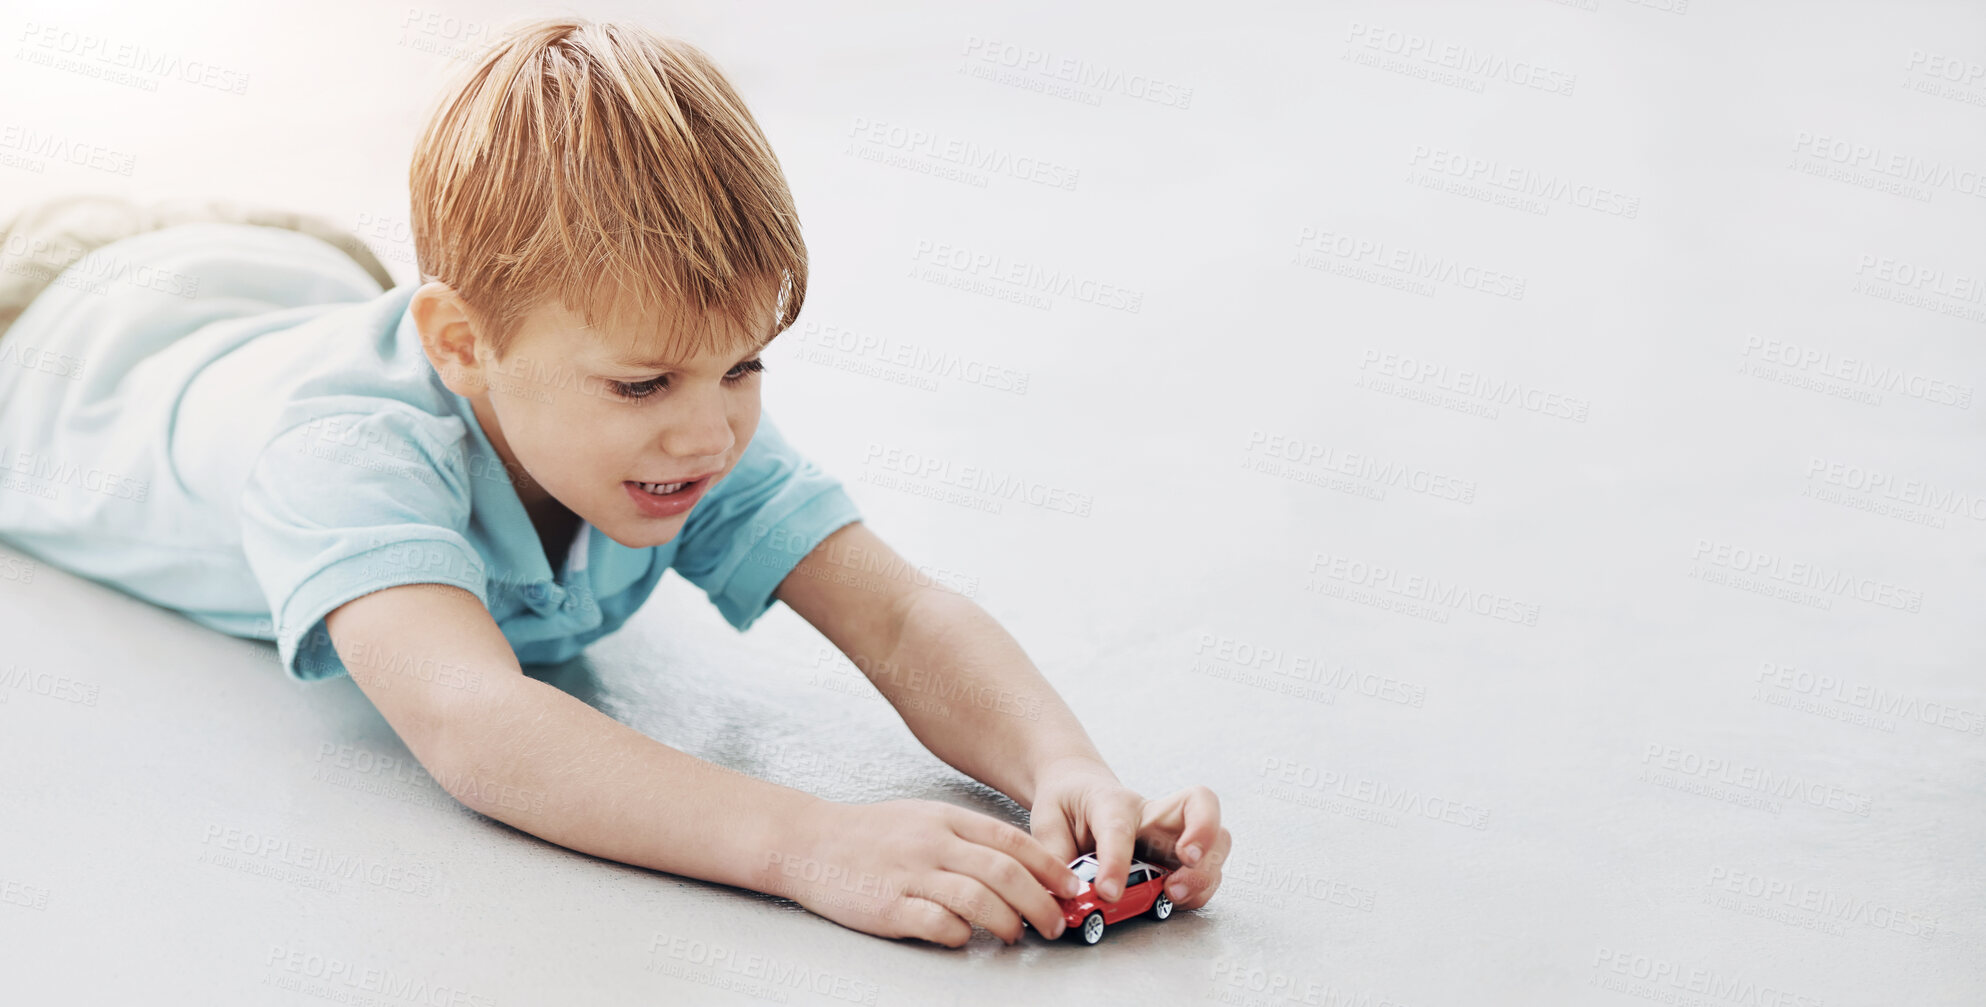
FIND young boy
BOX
[0,18,1229,946]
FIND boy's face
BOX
[434,288,774,551]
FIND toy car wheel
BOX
[1077,911,1105,945]
[1151,891,1173,920]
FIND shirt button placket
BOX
[523,581,555,612]
[563,588,599,628]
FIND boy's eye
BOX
[608,358,765,401]
[610,376,667,399]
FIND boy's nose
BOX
[659,393,735,460]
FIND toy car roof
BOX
[1068,852,1165,871]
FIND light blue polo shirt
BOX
[0,222,862,682]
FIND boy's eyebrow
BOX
[608,328,777,370]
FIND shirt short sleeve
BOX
[239,407,489,681]
[669,413,863,631]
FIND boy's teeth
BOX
[640,481,688,494]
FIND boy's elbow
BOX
[340,657,522,815]
[399,673,529,815]
[323,582,530,811]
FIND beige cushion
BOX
[0,195,394,339]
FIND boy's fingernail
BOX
[1182,844,1203,865]
[1100,880,1120,899]
[1062,878,1083,897]
[1168,882,1188,901]
[1049,920,1065,938]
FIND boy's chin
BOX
[597,516,686,550]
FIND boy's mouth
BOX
[633,479,698,496]
[623,474,715,517]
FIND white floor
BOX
[3,1,1983,1004]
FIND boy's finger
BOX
[1089,796,1141,901]
[922,872,1025,945]
[887,895,972,948]
[1164,826,1231,910]
[944,843,1067,939]
[948,808,1082,898]
[1172,786,1222,867]
[1163,866,1222,910]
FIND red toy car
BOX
[1030,853,1175,944]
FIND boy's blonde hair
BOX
[409,18,805,362]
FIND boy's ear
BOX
[410,282,487,398]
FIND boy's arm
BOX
[772,522,1106,808]
[324,582,816,894]
[774,522,1232,910]
[324,581,1083,946]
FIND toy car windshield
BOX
[1070,859,1100,886]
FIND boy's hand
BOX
[774,799,1085,947]
[1027,757,1231,911]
